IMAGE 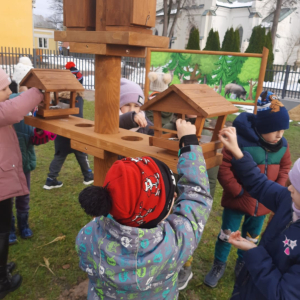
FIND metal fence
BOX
[0,47,146,90]
[264,64,300,100]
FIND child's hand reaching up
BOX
[228,231,257,251]
[219,127,244,160]
[176,119,196,140]
[134,112,148,128]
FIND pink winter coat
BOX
[0,88,43,201]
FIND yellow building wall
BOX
[0,0,33,49]
[34,29,58,51]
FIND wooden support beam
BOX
[69,42,146,57]
[211,116,226,141]
[71,140,106,159]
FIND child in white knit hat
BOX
[146,72,173,127]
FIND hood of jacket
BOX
[233,112,259,144]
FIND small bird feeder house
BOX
[141,84,239,165]
[20,69,85,119]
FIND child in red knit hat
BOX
[65,61,83,84]
[76,119,213,300]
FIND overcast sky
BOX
[33,0,52,17]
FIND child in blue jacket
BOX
[76,119,213,300]
[219,126,300,300]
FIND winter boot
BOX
[17,212,33,239]
[0,273,22,299]
[234,259,245,279]
[43,177,63,190]
[204,259,226,288]
[9,216,17,245]
[0,232,22,299]
[178,265,193,291]
[83,172,94,185]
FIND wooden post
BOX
[254,47,269,114]
[211,116,226,141]
[94,54,120,186]
[94,55,121,134]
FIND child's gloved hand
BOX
[176,119,196,140]
[134,112,148,128]
[219,127,244,160]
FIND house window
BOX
[38,37,48,49]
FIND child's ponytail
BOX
[79,185,112,217]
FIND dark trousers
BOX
[48,150,91,179]
[0,199,12,278]
[14,172,30,213]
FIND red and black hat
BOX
[79,157,176,228]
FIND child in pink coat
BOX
[0,67,43,299]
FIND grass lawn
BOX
[7,101,300,300]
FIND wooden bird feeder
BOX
[24,0,248,185]
[64,0,156,34]
[142,84,239,163]
[20,69,84,119]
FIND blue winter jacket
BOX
[231,151,300,300]
[10,93,36,174]
[76,145,213,300]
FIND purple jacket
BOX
[0,88,43,201]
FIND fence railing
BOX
[1,47,300,99]
[264,64,300,100]
[0,47,146,90]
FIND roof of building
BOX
[216,0,252,8]
[156,4,204,16]
[262,7,297,23]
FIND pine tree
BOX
[213,31,221,51]
[186,28,200,50]
[264,31,274,81]
[246,26,266,53]
[204,29,214,50]
[227,56,247,83]
[234,29,241,52]
[221,29,231,51]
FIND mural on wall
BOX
[148,51,263,104]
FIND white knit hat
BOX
[0,67,11,90]
[148,72,172,93]
[12,57,33,87]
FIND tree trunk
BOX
[271,0,283,48]
[247,79,254,100]
[218,79,222,94]
[203,75,207,84]
[163,0,169,36]
[168,0,182,39]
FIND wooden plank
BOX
[105,0,131,26]
[150,136,179,152]
[94,55,121,134]
[153,111,163,137]
[24,116,223,171]
[71,140,105,159]
[106,26,152,35]
[144,48,151,102]
[195,117,206,137]
[254,47,269,114]
[64,0,86,28]
[211,116,226,141]
[37,107,79,118]
[131,0,156,28]
[44,93,50,110]
[205,153,223,170]
[96,0,106,31]
[69,42,146,57]
[70,92,76,108]
[150,126,177,135]
[54,30,169,48]
[200,141,223,152]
